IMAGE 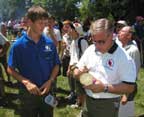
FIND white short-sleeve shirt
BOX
[77,42,136,98]
[43,27,62,41]
[69,38,89,65]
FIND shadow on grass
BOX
[54,87,77,108]
[0,81,21,115]
[0,92,21,115]
[1,82,74,112]
[56,87,70,95]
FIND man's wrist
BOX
[104,84,109,93]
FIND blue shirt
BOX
[8,33,60,87]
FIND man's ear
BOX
[27,19,33,26]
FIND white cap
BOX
[73,22,84,36]
[117,20,127,26]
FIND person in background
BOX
[61,20,73,78]
[43,15,62,94]
[118,26,140,117]
[114,20,128,46]
[82,17,93,35]
[0,22,11,83]
[67,22,89,108]
[61,20,77,103]
[43,15,62,54]
[0,31,9,104]
[115,20,128,34]
[73,18,136,117]
[7,6,60,117]
[132,16,144,65]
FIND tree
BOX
[79,0,144,24]
[109,0,144,23]
[32,0,80,20]
[0,0,27,21]
[79,0,112,21]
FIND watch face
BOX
[80,73,94,86]
[104,85,109,93]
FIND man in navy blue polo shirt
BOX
[7,6,60,117]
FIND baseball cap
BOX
[117,20,127,26]
[73,22,84,36]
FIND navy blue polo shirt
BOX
[8,33,60,87]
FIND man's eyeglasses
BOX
[92,34,110,45]
[92,40,106,45]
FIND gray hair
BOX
[90,18,114,35]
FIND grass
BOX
[0,65,144,117]
[54,76,80,117]
[135,68,144,116]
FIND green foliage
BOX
[32,0,47,8]
[79,0,91,21]
[135,69,144,116]
[79,0,113,21]
[32,0,80,20]
[1,0,144,23]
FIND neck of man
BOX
[27,27,41,43]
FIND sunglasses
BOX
[92,40,106,45]
[92,34,110,45]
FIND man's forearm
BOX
[107,83,135,94]
[49,65,59,81]
[7,66,29,84]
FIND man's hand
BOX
[73,66,89,80]
[79,66,89,73]
[66,68,71,77]
[22,80,41,95]
[40,79,52,95]
[121,94,128,105]
[84,80,105,93]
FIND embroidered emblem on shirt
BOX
[106,59,114,69]
[45,45,52,52]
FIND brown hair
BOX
[26,5,49,22]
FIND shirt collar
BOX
[108,41,118,54]
[24,33,45,45]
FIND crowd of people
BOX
[0,5,144,117]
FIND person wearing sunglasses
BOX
[73,18,136,117]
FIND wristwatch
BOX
[104,84,109,93]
